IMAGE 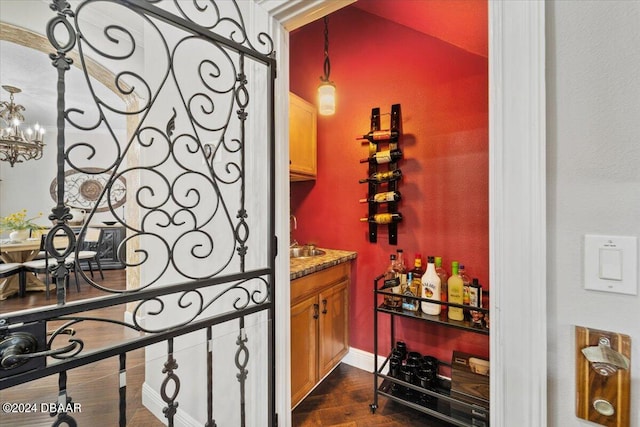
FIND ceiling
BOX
[352,0,487,57]
[0,40,125,136]
[1,0,487,131]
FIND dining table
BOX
[0,236,69,300]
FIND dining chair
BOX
[69,227,105,280]
[22,234,80,298]
[30,228,48,260]
[0,262,25,297]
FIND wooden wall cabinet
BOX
[290,262,350,408]
[289,92,317,181]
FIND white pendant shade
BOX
[318,82,335,115]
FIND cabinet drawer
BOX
[291,262,350,304]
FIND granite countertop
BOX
[290,248,357,280]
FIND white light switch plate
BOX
[584,235,638,295]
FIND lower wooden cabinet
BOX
[290,294,319,407]
[290,262,350,408]
[318,281,349,378]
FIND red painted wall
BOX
[290,6,489,362]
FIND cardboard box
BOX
[450,351,490,402]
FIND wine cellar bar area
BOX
[289,2,489,426]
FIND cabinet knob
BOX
[313,303,319,319]
[321,299,328,314]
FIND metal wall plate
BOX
[576,326,631,427]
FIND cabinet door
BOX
[98,227,126,269]
[318,279,349,379]
[289,92,317,181]
[290,294,319,408]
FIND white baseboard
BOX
[142,382,201,427]
[340,347,386,373]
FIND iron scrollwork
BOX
[161,338,180,424]
[2,0,276,425]
[43,0,276,309]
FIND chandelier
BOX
[0,85,45,167]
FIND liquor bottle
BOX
[382,254,402,309]
[447,261,464,321]
[359,191,402,204]
[414,253,425,275]
[395,249,408,289]
[382,254,397,289]
[421,256,441,315]
[459,264,472,318]
[402,256,422,312]
[359,213,402,224]
[356,129,399,142]
[435,256,448,312]
[469,278,484,325]
[359,169,402,184]
[359,148,402,165]
[469,278,482,308]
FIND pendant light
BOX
[318,17,335,115]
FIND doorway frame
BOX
[262,1,547,426]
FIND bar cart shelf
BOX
[370,275,490,427]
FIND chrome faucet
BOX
[290,214,298,247]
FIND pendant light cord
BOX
[321,17,331,82]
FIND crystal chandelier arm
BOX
[0,85,45,167]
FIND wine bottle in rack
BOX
[359,149,402,165]
[357,129,399,142]
[359,212,403,224]
[359,169,402,184]
[359,190,402,204]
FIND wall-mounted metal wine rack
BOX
[360,104,402,245]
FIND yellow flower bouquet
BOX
[0,209,45,232]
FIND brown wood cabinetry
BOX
[289,92,317,181]
[290,294,318,407]
[290,262,350,408]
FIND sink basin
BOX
[290,246,326,259]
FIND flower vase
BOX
[9,229,29,242]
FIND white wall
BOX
[547,1,640,426]
[0,0,128,231]
[132,1,275,425]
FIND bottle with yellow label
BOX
[447,261,464,321]
[459,264,471,318]
[435,256,448,313]
[402,256,422,311]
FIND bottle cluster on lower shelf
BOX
[378,341,489,427]
[384,341,442,404]
[380,250,489,331]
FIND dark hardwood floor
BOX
[0,269,163,427]
[293,364,454,427]
[2,270,452,426]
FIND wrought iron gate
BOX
[0,1,277,426]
